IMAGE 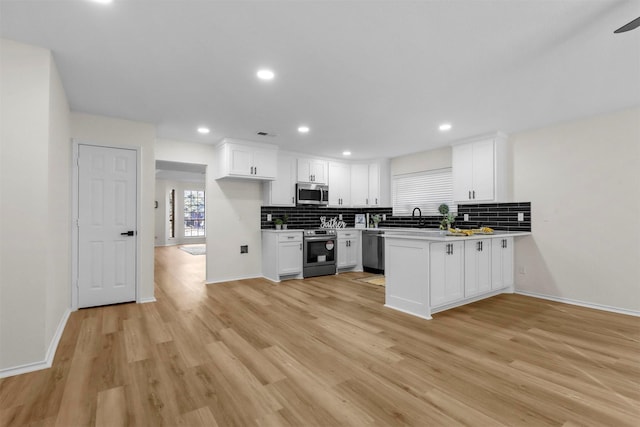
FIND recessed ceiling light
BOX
[257,69,275,80]
[439,123,452,131]
[197,127,210,134]
[298,126,310,133]
[90,0,113,4]
[343,151,352,156]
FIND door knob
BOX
[120,231,135,236]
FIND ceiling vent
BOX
[256,131,277,137]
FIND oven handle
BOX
[304,236,334,242]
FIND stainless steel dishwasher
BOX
[362,230,385,274]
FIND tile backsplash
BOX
[261,202,531,231]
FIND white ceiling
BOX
[2,0,639,160]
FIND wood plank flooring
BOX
[1,245,639,426]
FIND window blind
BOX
[392,168,456,216]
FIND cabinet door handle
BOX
[472,190,475,199]
[292,197,295,204]
[287,236,295,239]
[468,191,472,200]
[255,166,258,175]
[375,198,378,204]
[299,243,302,250]
[366,198,369,205]
[504,239,508,249]
[477,241,481,251]
[450,244,454,255]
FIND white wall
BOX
[511,108,640,313]
[0,39,70,372]
[155,179,206,246]
[70,113,156,303]
[45,48,71,349]
[155,139,263,283]
[391,146,451,176]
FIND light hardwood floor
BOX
[1,245,639,426]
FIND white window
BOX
[392,168,456,216]
[184,190,205,237]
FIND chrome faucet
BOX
[412,207,426,228]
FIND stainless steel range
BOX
[303,229,337,278]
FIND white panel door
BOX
[78,145,137,308]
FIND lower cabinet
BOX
[337,230,360,269]
[278,239,303,275]
[385,234,518,319]
[464,238,492,297]
[430,241,465,307]
[492,237,514,289]
[262,231,303,281]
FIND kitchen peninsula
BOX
[384,229,531,319]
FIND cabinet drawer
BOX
[337,231,358,238]
[278,232,302,243]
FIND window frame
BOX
[392,168,456,217]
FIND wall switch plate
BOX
[240,245,248,254]
[464,213,469,221]
[517,212,524,222]
[382,214,386,221]
[339,214,343,220]
[266,214,272,222]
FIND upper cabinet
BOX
[328,161,351,206]
[297,158,327,184]
[350,160,390,207]
[263,153,296,206]
[216,138,277,180]
[452,133,507,203]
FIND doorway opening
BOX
[155,160,207,283]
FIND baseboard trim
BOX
[138,297,157,304]
[515,290,640,317]
[0,308,72,379]
[206,275,262,285]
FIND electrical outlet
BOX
[339,214,343,220]
[464,213,469,221]
[240,245,248,254]
[518,266,526,275]
[382,214,386,221]
[267,214,272,222]
[517,212,524,222]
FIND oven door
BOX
[303,237,336,267]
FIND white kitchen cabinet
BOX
[337,230,360,269]
[216,139,277,180]
[430,241,465,307]
[464,239,492,297]
[263,153,296,206]
[328,161,351,207]
[368,162,381,206]
[262,231,303,281]
[297,158,327,184]
[350,164,369,206]
[491,237,514,290]
[452,133,507,203]
[349,161,388,207]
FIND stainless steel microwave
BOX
[296,183,329,206]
